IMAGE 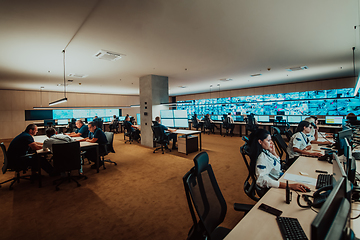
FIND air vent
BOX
[68,73,87,78]
[219,78,233,81]
[94,50,125,61]
[286,66,308,71]
[178,86,187,88]
[250,74,262,77]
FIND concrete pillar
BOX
[139,75,169,148]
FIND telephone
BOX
[297,185,333,208]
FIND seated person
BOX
[78,122,108,168]
[67,118,77,133]
[248,128,309,192]
[93,116,103,129]
[226,112,235,134]
[109,115,119,132]
[203,114,218,133]
[43,127,83,175]
[154,116,178,150]
[287,121,323,164]
[304,117,333,145]
[7,124,55,177]
[346,112,360,126]
[124,116,140,141]
[65,120,89,138]
[191,114,202,130]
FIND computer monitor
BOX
[160,110,174,119]
[57,119,68,125]
[275,115,286,122]
[235,116,244,122]
[287,116,302,123]
[161,119,174,128]
[118,116,126,121]
[332,154,347,183]
[325,116,343,125]
[277,111,285,115]
[311,177,347,240]
[257,115,270,122]
[103,117,111,123]
[86,117,93,123]
[344,138,356,184]
[136,113,141,125]
[173,110,187,119]
[323,198,351,240]
[44,119,56,127]
[174,119,188,128]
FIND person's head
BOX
[310,116,318,125]
[76,120,84,129]
[25,124,38,136]
[113,115,116,118]
[125,116,130,121]
[205,114,210,118]
[94,116,98,119]
[88,122,97,133]
[45,127,56,138]
[155,116,161,123]
[346,113,356,119]
[296,121,311,133]
[304,117,316,128]
[248,129,271,173]
[228,112,231,116]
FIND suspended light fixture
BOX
[49,49,67,106]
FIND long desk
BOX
[224,143,360,239]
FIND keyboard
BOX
[316,174,332,189]
[276,216,308,240]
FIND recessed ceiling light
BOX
[68,73,87,78]
[219,78,233,81]
[94,50,125,61]
[178,86,186,88]
[286,66,308,71]
[250,74,262,77]
[57,84,68,87]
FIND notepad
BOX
[283,173,317,186]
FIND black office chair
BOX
[100,132,117,169]
[109,119,119,133]
[245,114,257,134]
[152,125,171,154]
[183,152,231,240]
[0,143,32,190]
[271,126,291,169]
[222,116,233,137]
[192,119,201,131]
[52,141,87,191]
[203,118,214,134]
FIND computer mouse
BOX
[305,188,311,192]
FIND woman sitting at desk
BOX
[249,129,309,192]
[287,121,323,164]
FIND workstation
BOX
[1,1,360,240]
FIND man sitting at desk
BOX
[154,116,178,150]
[66,120,89,138]
[124,116,140,141]
[79,121,107,169]
[7,124,55,177]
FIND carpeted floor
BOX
[0,133,254,240]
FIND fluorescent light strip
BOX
[49,97,68,106]
[354,76,360,96]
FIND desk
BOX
[34,135,100,178]
[224,140,359,239]
[174,130,202,154]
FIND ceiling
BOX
[0,0,359,96]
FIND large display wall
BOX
[176,88,360,117]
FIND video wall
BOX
[25,109,121,121]
[177,88,360,118]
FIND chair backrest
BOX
[245,114,257,132]
[1,143,8,174]
[52,141,81,172]
[104,132,115,153]
[184,152,227,238]
[152,125,167,143]
[240,143,260,202]
[203,117,211,128]
[271,126,288,160]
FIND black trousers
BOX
[166,133,177,145]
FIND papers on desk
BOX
[283,173,317,186]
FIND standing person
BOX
[79,121,108,168]
[227,112,235,135]
[248,129,309,192]
[65,120,89,138]
[7,124,55,177]
[154,116,178,150]
[287,121,323,165]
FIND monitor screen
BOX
[53,109,73,119]
[118,116,126,121]
[287,116,302,123]
[311,177,347,240]
[275,115,287,121]
[301,116,310,121]
[161,119,174,128]
[174,119,188,128]
[257,115,269,122]
[325,116,343,124]
[160,110,174,119]
[103,117,111,122]
[136,113,141,125]
[173,110,187,119]
[86,117,93,123]
[332,154,347,183]
[44,119,56,126]
[57,119,68,125]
